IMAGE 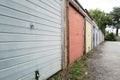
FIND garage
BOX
[68,0,85,64]
[0,0,63,80]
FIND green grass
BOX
[48,51,94,80]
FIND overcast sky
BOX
[78,0,120,13]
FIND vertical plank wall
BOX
[85,20,92,53]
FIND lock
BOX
[30,23,34,29]
[35,70,40,80]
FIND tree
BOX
[105,33,116,41]
[110,7,120,36]
[89,9,112,35]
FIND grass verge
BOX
[48,50,95,80]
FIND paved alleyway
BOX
[88,41,120,80]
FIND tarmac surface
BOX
[87,41,120,80]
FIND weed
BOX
[48,50,95,80]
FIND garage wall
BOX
[93,26,99,48]
[86,20,92,53]
[0,0,63,80]
[92,26,95,48]
[69,5,84,64]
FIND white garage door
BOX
[0,0,63,80]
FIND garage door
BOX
[0,0,63,80]
[69,5,84,64]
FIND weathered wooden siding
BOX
[86,20,92,53]
[69,5,84,64]
[63,0,68,68]
[0,0,63,80]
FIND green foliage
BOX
[48,59,87,80]
[67,61,85,79]
[89,9,112,34]
[48,51,95,80]
[110,7,120,36]
[110,7,120,18]
[48,74,62,80]
[105,33,116,41]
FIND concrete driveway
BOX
[88,41,120,80]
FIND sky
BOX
[78,0,120,13]
[78,0,120,34]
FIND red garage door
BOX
[69,5,84,64]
